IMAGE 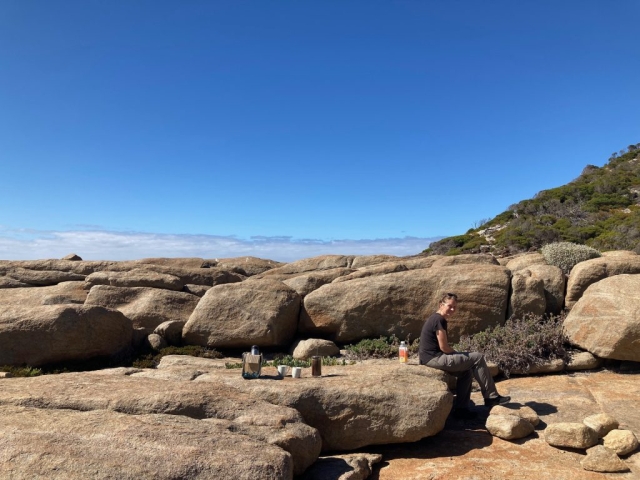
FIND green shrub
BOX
[541,241,601,274]
[454,313,568,377]
[343,335,419,360]
[0,365,42,377]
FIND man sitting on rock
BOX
[419,292,510,420]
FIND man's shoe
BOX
[452,408,478,420]
[484,395,511,407]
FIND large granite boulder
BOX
[0,266,85,286]
[565,256,640,309]
[133,257,208,269]
[301,265,510,343]
[208,256,284,276]
[85,285,200,334]
[155,356,453,452]
[0,369,321,478]
[283,268,354,297]
[0,305,133,366]
[505,253,547,272]
[431,254,499,267]
[183,279,300,348]
[84,268,184,291]
[527,264,566,314]
[350,254,399,268]
[563,274,640,361]
[259,255,355,278]
[331,262,408,283]
[507,269,546,319]
[0,405,294,480]
[0,281,88,306]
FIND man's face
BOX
[439,299,457,318]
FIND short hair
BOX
[439,292,458,304]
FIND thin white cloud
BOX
[0,227,441,263]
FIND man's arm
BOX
[436,328,456,354]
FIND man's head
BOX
[437,292,458,318]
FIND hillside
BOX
[425,142,640,256]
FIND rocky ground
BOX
[366,369,640,480]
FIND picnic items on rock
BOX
[242,345,262,379]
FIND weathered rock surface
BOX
[375,370,640,479]
[291,338,340,360]
[490,405,540,427]
[581,445,630,472]
[0,281,88,306]
[183,280,300,348]
[527,264,566,314]
[351,255,399,268]
[508,269,546,319]
[61,253,82,260]
[583,413,619,438]
[283,268,354,296]
[86,285,200,334]
[563,274,640,361]
[0,276,31,288]
[183,283,212,296]
[2,266,85,286]
[209,256,283,276]
[152,357,453,452]
[565,256,640,309]
[332,262,408,283]
[0,370,320,477]
[301,265,510,343]
[85,268,184,291]
[603,429,639,456]
[147,333,168,350]
[505,253,547,272]
[0,404,295,480]
[134,257,208,269]
[511,358,565,375]
[485,413,534,440]
[566,351,603,371]
[153,320,185,345]
[0,305,133,366]
[299,453,383,480]
[544,422,599,449]
[431,254,499,267]
[260,255,355,278]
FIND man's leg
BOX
[426,353,476,409]
[466,352,499,400]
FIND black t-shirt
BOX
[419,312,447,364]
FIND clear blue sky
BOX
[1,1,639,261]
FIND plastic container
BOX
[399,341,408,363]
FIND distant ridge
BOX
[425,142,640,256]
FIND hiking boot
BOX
[452,408,478,420]
[484,395,511,407]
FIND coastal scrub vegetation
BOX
[425,143,640,255]
[540,241,601,274]
[454,312,569,378]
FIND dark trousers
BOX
[426,351,498,409]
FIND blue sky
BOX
[1,1,639,262]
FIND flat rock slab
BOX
[153,358,453,452]
[371,370,640,479]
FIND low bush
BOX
[343,334,419,361]
[541,241,601,274]
[454,312,569,377]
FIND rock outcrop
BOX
[563,274,640,361]
[301,265,510,343]
[565,256,640,309]
[86,285,200,334]
[0,305,133,366]
[183,280,300,348]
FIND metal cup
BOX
[311,356,322,377]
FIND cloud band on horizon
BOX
[0,228,441,263]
